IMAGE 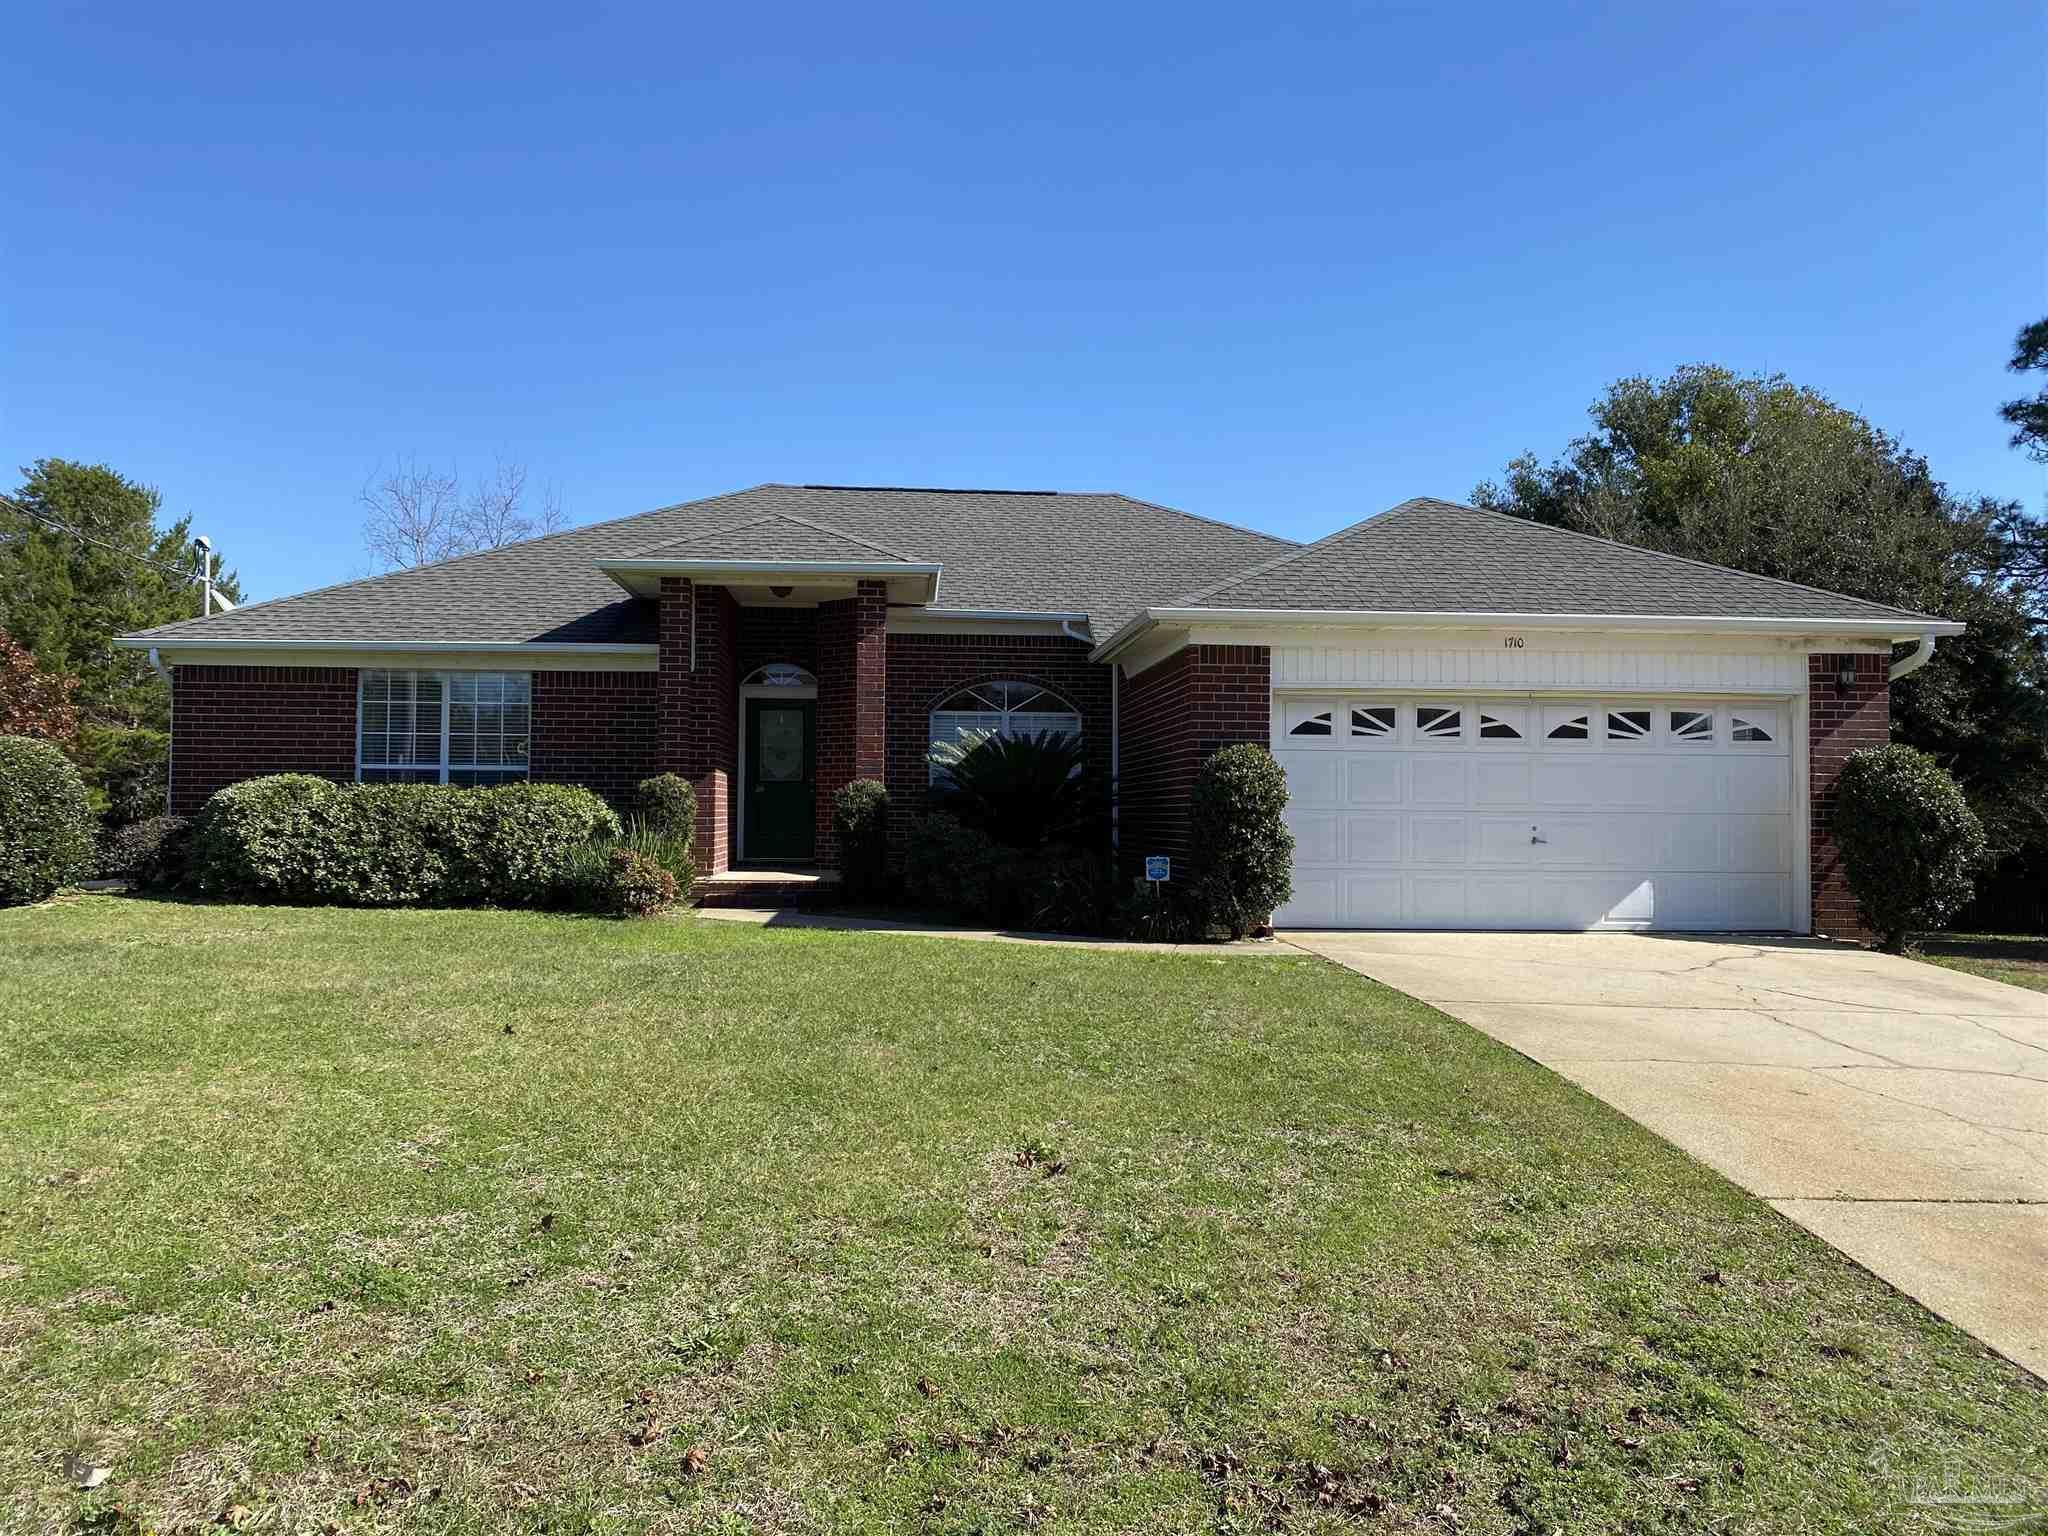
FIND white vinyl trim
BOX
[116,637,656,654]
[1093,608,1963,662]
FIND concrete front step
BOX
[691,867,842,910]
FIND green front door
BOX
[744,698,816,863]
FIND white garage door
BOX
[1273,696,1793,931]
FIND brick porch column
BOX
[816,579,888,865]
[658,575,737,872]
[1808,652,1888,940]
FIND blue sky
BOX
[5,2,2042,602]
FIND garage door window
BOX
[1349,706,1397,739]
[1416,706,1462,741]
[1731,711,1777,745]
[1543,708,1590,742]
[1669,709,1715,745]
[1477,708,1524,741]
[1606,709,1653,742]
[1284,702,1335,737]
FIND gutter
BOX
[1091,607,1967,663]
[113,638,659,656]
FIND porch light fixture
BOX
[1834,663,1856,695]
[770,584,793,598]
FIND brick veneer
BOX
[815,583,888,862]
[736,606,819,679]
[530,670,659,805]
[659,578,740,871]
[884,631,1112,856]
[1116,644,1270,874]
[168,664,359,813]
[1808,652,1889,939]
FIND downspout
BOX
[149,648,174,815]
[1889,634,1937,682]
[1060,618,1117,854]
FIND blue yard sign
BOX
[1144,855,1171,883]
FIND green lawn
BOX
[1914,932,2048,994]
[2,899,2041,1534]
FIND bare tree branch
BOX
[360,459,463,571]
[361,455,568,570]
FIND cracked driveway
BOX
[1285,930,2048,1378]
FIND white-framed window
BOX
[1476,706,1525,742]
[358,669,531,785]
[1730,710,1778,746]
[1285,699,1337,737]
[928,679,1081,783]
[743,663,817,688]
[1605,708,1653,743]
[1669,708,1715,746]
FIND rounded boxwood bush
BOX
[1187,744,1293,939]
[1833,744,1988,952]
[636,774,697,847]
[190,774,345,901]
[832,778,890,901]
[0,734,97,905]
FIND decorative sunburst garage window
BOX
[1415,705,1462,741]
[1349,705,1397,738]
[1669,709,1715,745]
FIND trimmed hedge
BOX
[1833,745,1988,952]
[190,776,621,908]
[0,735,97,906]
[636,774,697,844]
[1186,745,1294,939]
[832,778,891,901]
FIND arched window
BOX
[742,663,817,688]
[928,680,1081,782]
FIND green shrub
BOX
[620,814,697,898]
[0,734,97,905]
[1833,745,1988,952]
[832,778,891,901]
[74,723,169,825]
[99,813,193,888]
[929,730,1096,848]
[603,847,678,917]
[190,773,344,901]
[190,776,620,908]
[902,810,1116,933]
[1186,745,1293,939]
[636,774,697,846]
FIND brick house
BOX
[121,486,1958,935]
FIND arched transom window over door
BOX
[928,680,1082,782]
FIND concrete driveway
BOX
[1285,930,2048,1379]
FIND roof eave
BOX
[593,557,942,603]
[113,637,659,655]
[1093,607,1964,663]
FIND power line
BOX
[0,493,202,581]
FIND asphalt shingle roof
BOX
[130,485,1295,645]
[1172,498,1946,625]
[127,488,1944,649]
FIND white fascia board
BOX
[114,637,657,655]
[1095,607,1963,660]
[890,607,1092,637]
[596,558,942,577]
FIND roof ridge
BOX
[1438,498,1947,623]
[1104,491,1303,553]
[134,482,780,637]
[640,508,923,562]
[1171,498,1421,604]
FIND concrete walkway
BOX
[1284,930,2048,1380]
[694,905,1281,955]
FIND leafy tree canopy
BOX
[1473,365,2048,893]
[2001,317,2048,462]
[0,459,241,729]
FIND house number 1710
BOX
[1502,635,1526,649]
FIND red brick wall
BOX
[1116,644,1270,874]
[530,670,659,806]
[168,664,358,813]
[1808,652,1890,939]
[658,578,739,871]
[884,631,1113,855]
[736,607,818,679]
[815,582,888,863]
